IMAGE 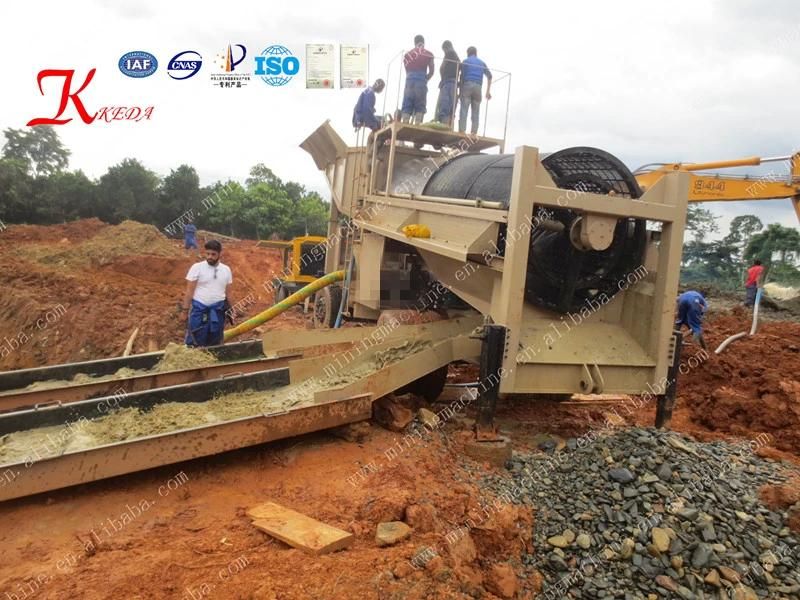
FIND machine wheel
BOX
[274,282,289,304]
[402,365,448,402]
[314,285,342,328]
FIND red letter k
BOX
[27,69,97,126]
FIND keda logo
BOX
[27,69,154,126]
[119,51,158,78]
[167,50,202,80]
[255,45,300,86]
[211,44,250,88]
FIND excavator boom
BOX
[635,152,800,222]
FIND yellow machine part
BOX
[635,153,800,222]
[257,235,327,284]
[224,270,344,341]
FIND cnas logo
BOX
[255,45,300,86]
[27,69,154,126]
[167,50,202,80]
[119,51,158,78]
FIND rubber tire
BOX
[274,283,289,304]
[313,285,342,329]
[402,365,448,402]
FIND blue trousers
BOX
[402,78,428,116]
[185,299,225,347]
[676,300,703,335]
[435,79,457,123]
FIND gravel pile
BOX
[488,428,800,599]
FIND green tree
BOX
[288,191,329,237]
[96,159,160,224]
[2,126,70,176]
[745,223,800,265]
[0,158,34,222]
[685,205,719,242]
[37,170,96,223]
[723,214,763,258]
[202,181,248,237]
[159,165,202,225]
[245,163,283,188]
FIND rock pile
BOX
[489,428,800,599]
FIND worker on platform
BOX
[458,46,492,135]
[675,290,708,350]
[744,258,764,307]
[352,78,386,132]
[401,35,435,124]
[434,40,460,127]
[183,217,198,251]
[182,240,235,347]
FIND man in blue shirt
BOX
[458,46,492,135]
[675,290,708,350]
[184,218,198,250]
[352,79,385,131]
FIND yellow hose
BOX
[223,270,345,341]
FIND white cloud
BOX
[1,0,798,233]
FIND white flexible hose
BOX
[749,288,763,335]
[715,332,747,354]
[714,287,763,354]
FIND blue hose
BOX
[334,255,355,328]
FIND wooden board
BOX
[247,501,354,555]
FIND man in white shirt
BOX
[181,239,235,346]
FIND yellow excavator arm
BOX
[634,152,800,222]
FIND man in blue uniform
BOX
[183,218,198,250]
[352,79,386,131]
[675,290,708,350]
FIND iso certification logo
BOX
[254,45,300,86]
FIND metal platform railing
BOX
[379,47,511,145]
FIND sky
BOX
[1,0,799,238]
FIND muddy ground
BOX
[0,220,798,599]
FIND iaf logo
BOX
[254,45,300,86]
[119,51,158,78]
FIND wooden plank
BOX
[247,502,354,555]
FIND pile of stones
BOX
[488,428,800,599]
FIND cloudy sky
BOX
[2,0,798,237]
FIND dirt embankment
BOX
[0,219,296,370]
[625,309,800,456]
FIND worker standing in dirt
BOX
[675,290,708,350]
[183,218,198,251]
[352,79,386,131]
[181,240,235,347]
[434,40,460,127]
[401,35,435,124]
[744,259,764,307]
[458,46,492,135]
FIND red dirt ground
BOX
[0,220,308,370]
[0,425,533,600]
[2,220,800,598]
[625,310,800,458]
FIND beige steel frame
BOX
[301,121,689,397]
